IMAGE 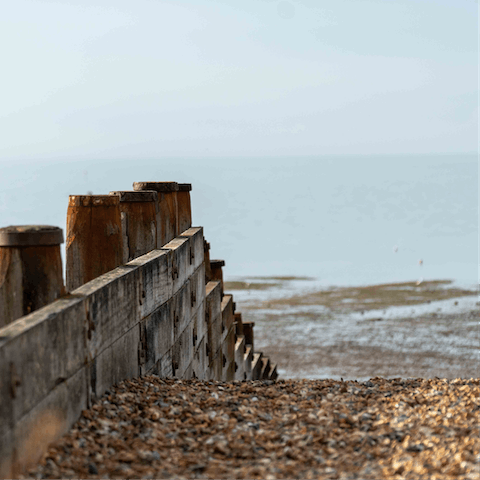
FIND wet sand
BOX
[226,278,479,380]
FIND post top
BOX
[210,259,225,268]
[133,182,179,193]
[109,191,158,203]
[0,225,64,246]
[178,183,192,192]
[68,195,120,207]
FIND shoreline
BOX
[227,277,479,381]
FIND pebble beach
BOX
[25,278,479,479]
[27,376,479,479]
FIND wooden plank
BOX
[222,325,235,368]
[157,349,173,378]
[128,249,172,319]
[192,337,207,380]
[193,301,206,347]
[244,346,253,380]
[172,280,192,341]
[92,325,140,401]
[189,264,206,319]
[222,361,236,382]
[205,281,222,366]
[178,227,204,274]
[269,363,278,381]
[161,236,189,295]
[251,353,263,381]
[1,366,88,479]
[234,336,246,381]
[243,321,255,351]
[260,357,271,380]
[74,265,142,361]
[0,295,86,432]
[172,320,194,378]
[173,265,205,340]
[221,295,234,344]
[142,299,174,374]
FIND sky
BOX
[0,0,478,160]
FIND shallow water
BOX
[231,276,479,380]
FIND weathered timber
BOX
[66,196,123,291]
[0,225,64,328]
[177,183,192,235]
[260,356,271,380]
[234,336,246,381]
[243,321,255,352]
[109,190,157,263]
[205,281,222,367]
[210,259,225,297]
[244,345,254,380]
[234,312,244,337]
[204,240,212,283]
[251,352,263,380]
[133,182,179,246]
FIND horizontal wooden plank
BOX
[128,249,172,318]
[192,338,207,380]
[161,237,189,295]
[143,299,174,374]
[0,295,86,431]
[172,320,195,378]
[74,265,142,361]
[178,227,204,275]
[92,325,140,401]
[1,366,88,478]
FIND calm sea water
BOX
[0,155,477,288]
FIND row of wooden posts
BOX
[0,182,225,329]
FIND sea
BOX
[0,154,477,289]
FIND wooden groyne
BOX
[0,181,276,478]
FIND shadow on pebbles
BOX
[27,376,479,480]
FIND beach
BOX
[227,277,479,381]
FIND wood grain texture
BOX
[66,196,123,291]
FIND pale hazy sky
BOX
[1,0,478,160]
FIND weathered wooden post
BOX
[0,225,64,328]
[204,240,212,283]
[133,182,179,247]
[243,321,255,351]
[177,183,192,234]
[109,190,158,263]
[234,312,244,337]
[66,195,123,291]
[210,259,225,297]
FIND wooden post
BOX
[234,312,244,337]
[133,182,179,247]
[204,240,212,283]
[0,225,64,328]
[109,190,158,263]
[177,183,192,235]
[66,195,123,291]
[210,259,225,297]
[243,321,255,352]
